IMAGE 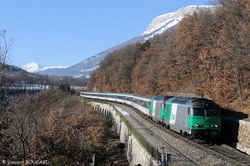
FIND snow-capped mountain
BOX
[22,62,68,73]
[22,62,44,73]
[141,5,214,40]
[36,5,215,77]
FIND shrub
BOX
[58,83,70,92]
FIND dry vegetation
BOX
[87,0,250,116]
[0,89,128,165]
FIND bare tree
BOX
[0,30,13,91]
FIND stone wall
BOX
[90,101,159,166]
[222,117,250,155]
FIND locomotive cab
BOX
[162,97,221,139]
[188,99,221,138]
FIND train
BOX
[80,92,221,139]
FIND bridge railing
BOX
[6,84,85,90]
[7,84,53,90]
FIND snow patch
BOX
[80,65,99,72]
[22,62,68,73]
[41,66,68,70]
[21,62,43,73]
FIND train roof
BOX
[80,91,152,100]
[169,97,195,104]
[151,95,173,101]
[132,94,153,102]
[166,96,219,108]
[81,91,133,96]
[102,93,149,99]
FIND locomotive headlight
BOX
[211,124,218,128]
[195,124,203,127]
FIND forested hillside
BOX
[87,0,250,114]
[0,89,128,165]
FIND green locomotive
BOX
[149,96,221,139]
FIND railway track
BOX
[112,102,250,165]
[202,144,250,166]
[126,108,199,165]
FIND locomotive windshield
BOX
[193,108,205,116]
[193,108,220,116]
[207,108,220,116]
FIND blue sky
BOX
[0,0,212,67]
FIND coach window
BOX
[125,97,131,101]
[141,101,146,108]
[117,96,123,99]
